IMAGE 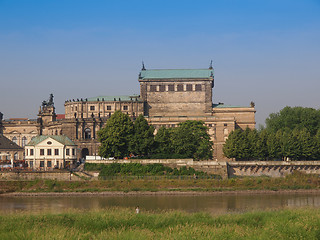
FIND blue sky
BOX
[1,0,320,126]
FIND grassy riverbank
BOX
[0,208,319,239]
[0,171,319,194]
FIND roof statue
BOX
[141,61,146,71]
[209,60,213,70]
[42,94,54,107]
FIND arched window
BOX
[84,128,91,139]
[22,137,27,147]
[14,152,18,160]
[12,137,17,144]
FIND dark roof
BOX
[0,135,23,150]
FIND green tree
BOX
[266,106,320,135]
[129,115,155,156]
[154,126,174,155]
[256,129,269,160]
[267,130,282,160]
[298,128,317,160]
[171,120,213,160]
[223,128,246,159]
[98,111,134,158]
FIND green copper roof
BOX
[26,135,76,146]
[213,104,247,108]
[86,95,141,102]
[140,69,214,79]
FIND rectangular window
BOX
[123,106,128,111]
[66,149,70,156]
[106,105,111,110]
[26,149,28,156]
[150,85,157,92]
[186,84,192,91]
[47,149,51,156]
[195,84,202,91]
[168,84,174,91]
[224,123,227,127]
[90,106,95,111]
[72,148,75,156]
[159,85,165,92]
[47,161,52,168]
[177,84,184,91]
[30,149,34,156]
[54,149,59,156]
[40,149,44,156]
[40,161,44,168]
[29,161,33,168]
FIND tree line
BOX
[98,111,213,160]
[223,107,320,161]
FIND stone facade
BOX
[1,65,256,161]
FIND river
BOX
[1,192,320,214]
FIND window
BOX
[90,106,95,111]
[30,149,34,156]
[6,153,9,160]
[47,149,52,155]
[29,161,33,168]
[195,84,202,91]
[14,152,18,160]
[208,124,212,127]
[22,137,27,147]
[106,105,111,110]
[168,84,174,91]
[150,85,157,92]
[177,84,184,91]
[40,161,44,168]
[66,149,70,156]
[54,149,59,156]
[75,106,77,111]
[224,123,227,127]
[84,128,91,139]
[40,149,44,156]
[186,84,192,91]
[47,161,52,168]
[159,85,165,92]
[12,137,17,144]
[72,148,75,156]
[123,106,128,111]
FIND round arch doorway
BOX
[81,148,89,161]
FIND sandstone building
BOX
[0,65,255,161]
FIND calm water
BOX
[1,193,320,214]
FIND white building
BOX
[25,135,77,170]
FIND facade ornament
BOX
[250,101,255,108]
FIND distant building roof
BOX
[86,95,142,102]
[0,135,23,150]
[213,103,247,108]
[139,69,214,79]
[56,114,65,120]
[26,135,76,146]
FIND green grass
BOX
[0,208,319,239]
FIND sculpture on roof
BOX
[42,94,54,107]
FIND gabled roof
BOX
[0,135,23,150]
[26,135,76,146]
[139,69,214,79]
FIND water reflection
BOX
[0,193,320,214]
